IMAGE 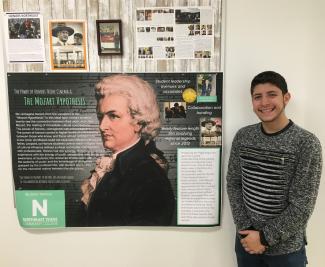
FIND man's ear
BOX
[134,121,146,133]
[133,123,141,133]
[284,92,291,106]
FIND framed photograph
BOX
[49,19,88,71]
[96,20,123,55]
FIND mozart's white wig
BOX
[95,74,161,141]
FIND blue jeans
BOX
[235,237,308,267]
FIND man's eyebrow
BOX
[97,110,116,115]
[253,90,278,96]
[105,110,116,114]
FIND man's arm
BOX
[226,131,253,231]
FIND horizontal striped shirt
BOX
[240,146,295,217]
[226,121,322,255]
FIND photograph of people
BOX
[201,119,218,137]
[136,10,145,21]
[201,78,212,96]
[73,32,83,45]
[49,20,87,70]
[164,102,186,119]
[8,18,41,39]
[200,118,221,147]
[51,22,74,46]
[80,74,175,226]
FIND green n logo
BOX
[32,199,48,216]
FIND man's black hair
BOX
[250,71,288,95]
[74,33,83,38]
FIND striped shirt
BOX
[240,146,295,217]
[227,121,322,255]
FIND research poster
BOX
[7,72,222,228]
[3,12,45,63]
[136,7,214,59]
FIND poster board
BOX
[3,12,45,63]
[7,72,222,228]
[136,7,214,59]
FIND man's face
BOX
[74,36,82,45]
[252,83,290,124]
[205,122,213,130]
[57,30,69,42]
[97,94,141,153]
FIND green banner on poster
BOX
[16,190,65,228]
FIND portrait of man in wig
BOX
[80,74,175,226]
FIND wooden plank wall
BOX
[2,0,222,73]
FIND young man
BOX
[227,71,322,267]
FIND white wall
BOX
[224,1,325,266]
[301,1,325,264]
[0,1,324,266]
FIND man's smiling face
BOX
[251,83,290,124]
